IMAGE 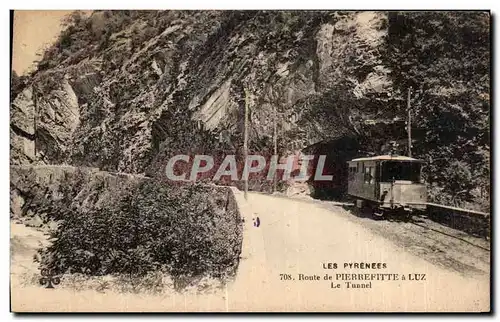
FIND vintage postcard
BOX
[10,10,491,312]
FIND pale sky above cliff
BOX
[11,10,86,75]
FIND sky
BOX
[12,10,82,75]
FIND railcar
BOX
[347,155,427,216]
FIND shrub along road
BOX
[11,190,489,312]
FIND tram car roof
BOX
[349,155,425,163]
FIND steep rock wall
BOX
[11,11,391,174]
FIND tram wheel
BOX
[372,209,385,220]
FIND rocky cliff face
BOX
[11,76,80,165]
[11,11,391,174]
[10,10,490,209]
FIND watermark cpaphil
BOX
[163,153,334,182]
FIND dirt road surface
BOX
[11,190,490,312]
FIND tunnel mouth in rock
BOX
[303,136,362,201]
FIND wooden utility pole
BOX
[243,88,249,200]
[273,103,277,194]
[407,86,412,158]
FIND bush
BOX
[38,179,242,289]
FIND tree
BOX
[386,11,490,207]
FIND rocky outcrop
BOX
[11,11,392,175]
[11,88,36,165]
[11,74,80,165]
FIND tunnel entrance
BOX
[302,136,362,201]
[301,118,414,201]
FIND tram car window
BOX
[381,162,422,183]
[364,166,375,184]
[347,155,427,214]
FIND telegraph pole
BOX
[407,86,412,158]
[243,88,249,200]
